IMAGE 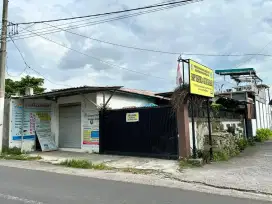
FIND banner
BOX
[23,102,51,140]
[82,110,99,146]
[11,100,23,141]
[189,60,214,97]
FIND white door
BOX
[59,105,81,148]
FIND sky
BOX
[3,0,272,93]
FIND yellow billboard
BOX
[189,60,214,97]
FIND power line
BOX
[9,1,196,41]
[20,26,169,81]
[36,21,272,58]
[14,0,202,25]
[8,35,72,87]
[10,27,231,87]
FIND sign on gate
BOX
[126,112,139,122]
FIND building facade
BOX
[6,86,167,153]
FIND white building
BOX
[5,86,168,153]
[215,68,272,137]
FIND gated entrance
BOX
[99,106,178,159]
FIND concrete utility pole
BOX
[0,0,9,152]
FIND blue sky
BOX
[3,0,272,92]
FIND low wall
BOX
[189,117,244,151]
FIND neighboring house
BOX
[6,86,169,153]
[215,68,272,137]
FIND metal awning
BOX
[215,68,256,75]
[215,68,262,83]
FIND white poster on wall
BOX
[35,111,57,152]
[82,110,99,152]
[10,100,24,148]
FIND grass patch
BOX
[0,154,41,161]
[179,159,203,170]
[119,168,155,174]
[2,147,23,155]
[60,159,112,170]
[59,159,155,174]
[213,151,229,161]
[0,147,41,161]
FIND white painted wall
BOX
[252,119,257,136]
[54,93,98,153]
[255,99,272,130]
[256,101,261,129]
[260,102,264,128]
[96,92,155,109]
[8,92,156,153]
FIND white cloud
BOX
[3,0,272,92]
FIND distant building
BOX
[215,68,271,137]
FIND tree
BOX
[5,75,46,97]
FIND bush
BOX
[256,128,272,142]
[236,138,248,151]
[213,150,229,161]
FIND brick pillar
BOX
[176,101,190,159]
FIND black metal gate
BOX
[99,106,178,159]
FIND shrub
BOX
[256,128,272,142]
[213,150,229,161]
[236,138,248,151]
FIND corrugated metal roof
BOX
[21,86,122,99]
[19,86,169,100]
[118,88,169,100]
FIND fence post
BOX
[99,109,104,154]
[190,95,197,159]
[206,98,213,161]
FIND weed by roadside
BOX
[120,168,155,174]
[60,159,112,170]
[179,159,203,170]
[0,147,41,161]
[59,159,156,174]
[2,147,23,155]
[0,154,42,160]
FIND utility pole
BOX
[0,0,9,152]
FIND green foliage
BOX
[60,159,93,169]
[236,138,248,151]
[60,159,111,170]
[210,102,223,111]
[5,75,46,98]
[0,154,41,160]
[0,147,41,160]
[256,128,272,142]
[248,138,256,146]
[2,147,23,155]
[213,150,230,161]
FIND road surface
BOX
[0,166,269,204]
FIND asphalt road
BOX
[0,166,269,204]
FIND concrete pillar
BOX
[176,101,190,159]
